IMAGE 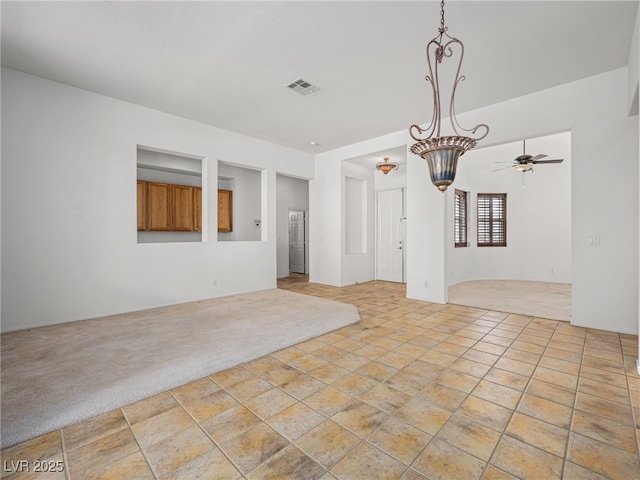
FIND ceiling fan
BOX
[493,139,564,174]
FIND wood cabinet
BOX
[218,189,233,232]
[171,185,194,231]
[193,187,202,232]
[137,181,147,231]
[148,182,171,231]
[137,181,202,232]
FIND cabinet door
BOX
[137,181,148,231]
[148,182,171,231]
[193,187,202,232]
[218,190,233,232]
[172,185,194,231]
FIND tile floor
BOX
[2,279,639,479]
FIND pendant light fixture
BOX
[409,0,489,192]
[376,157,399,175]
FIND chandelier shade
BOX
[408,0,488,192]
[376,157,399,175]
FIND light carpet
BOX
[0,289,360,448]
[448,279,571,322]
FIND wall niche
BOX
[137,146,205,244]
[218,162,262,242]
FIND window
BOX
[477,193,507,247]
[454,189,468,247]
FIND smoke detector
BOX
[285,78,320,96]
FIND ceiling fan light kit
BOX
[409,0,489,192]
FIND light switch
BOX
[586,235,600,246]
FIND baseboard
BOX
[637,358,640,376]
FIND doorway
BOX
[288,209,306,274]
[376,188,405,282]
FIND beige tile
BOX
[309,363,351,384]
[353,344,387,360]
[73,451,154,480]
[436,414,501,461]
[472,380,522,410]
[360,383,410,414]
[261,364,300,386]
[280,372,326,400]
[355,361,398,382]
[331,373,378,397]
[62,409,129,451]
[171,378,221,403]
[296,420,360,469]
[401,360,444,381]
[245,388,297,419]
[289,353,328,372]
[578,376,630,405]
[525,378,576,407]
[434,368,480,393]
[505,412,568,457]
[331,442,406,480]
[532,366,578,390]
[66,429,140,480]
[413,438,485,480]
[491,435,563,480]
[481,465,519,480]
[462,348,500,366]
[270,346,306,364]
[484,368,529,391]
[567,432,640,480]
[575,391,635,426]
[313,344,345,362]
[303,386,356,417]
[225,375,274,402]
[420,382,467,412]
[368,417,432,465]
[419,349,458,368]
[458,396,512,432]
[493,357,536,377]
[333,352,370,371]
[246,444,325,480]
[180,389,239,422]
[580,365,628,389]
[122,392,178,425]
[219,423,289,475]
[394,342,428,359]
[131,406,195,447]
[200,404,262,444]
[517,394,572,429]
[396,396,452,435]
[449,357,492,378]
[563,462,610,480]
[161,448,241,480]
[0,431,62,469]
[267,402,325,441]
[331,401,387,438]
[210,365,254,387]
[571,409,637,453]
[142,424,214,478]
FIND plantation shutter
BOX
[454,189,468,247]
[477,193,506,247]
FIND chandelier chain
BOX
[439,0,445,33]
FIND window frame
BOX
[454,189,468,248]
[477,193,507,247]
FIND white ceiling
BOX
[2,1,637,154]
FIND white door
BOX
[377,189,404,282]
[289,209,305,274]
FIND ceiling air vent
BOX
[285,78,319,96]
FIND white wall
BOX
[276,174,309,278]
[341,162,375,286]
[218,163,262,242]
[447,132,572,285]
[312,67,638,335]
[1,68,313,332]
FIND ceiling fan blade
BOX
[529,154,547,161]
[494,161,513,164]
[532,158,564,164]
[492,165,514,172]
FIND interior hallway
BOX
[2,279,638,479]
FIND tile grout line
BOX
[120,407,160,480]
